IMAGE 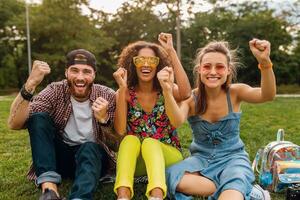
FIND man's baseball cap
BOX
[66,49,97,71]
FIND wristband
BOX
[258,62,273,70]
[20,84,34,101]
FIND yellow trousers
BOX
[114,135,183,199]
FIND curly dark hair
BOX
[117,41,171,91]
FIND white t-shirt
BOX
[63,96,95,146]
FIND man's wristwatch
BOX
[20,84,34,101]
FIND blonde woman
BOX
[160,39,275,200]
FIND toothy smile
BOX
[141,68,152,74]
[207,77,220,81]
[75,83,86,87]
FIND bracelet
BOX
[258,62,273,70]
[20,84,34,101]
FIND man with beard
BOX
[7,49,119,200]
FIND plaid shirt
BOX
[27,80,120,180]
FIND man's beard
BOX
[67,79,93,100]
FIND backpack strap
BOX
[277,129,285,142]
[252,148,264,174]
[252,129,285,174]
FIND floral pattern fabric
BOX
[127,88,181,150]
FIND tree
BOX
[99,1,173,88]
[291,30,300,85]
[6,0,116,88]
[130,0,198,60]
[28,0,115,85]
[0,0,299,90]
[0,0,25,89]
[181,1,293,85]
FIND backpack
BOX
[252,129,300,192]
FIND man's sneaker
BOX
[39,188,64,200]
[250,184,271,200]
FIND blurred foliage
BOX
[0,0,299,91]
[277,84,300,94]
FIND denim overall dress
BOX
[166,89,255,200]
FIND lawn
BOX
[0,96,299,200]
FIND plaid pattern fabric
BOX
[27,80,120,181]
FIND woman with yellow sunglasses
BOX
[113,33,191,200]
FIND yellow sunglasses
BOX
[133,56,160,69]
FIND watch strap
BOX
[20,84,34,101]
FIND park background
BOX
[0,0,300,199]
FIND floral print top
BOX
[127,88,181,150]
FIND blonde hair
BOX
[193,41,239,114]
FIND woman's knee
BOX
[141,137,159,150]
[177,172,216,196]
[121,135,140,145]
[118,135,141,156]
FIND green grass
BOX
[1,96,300,199]
[277,84,300,94]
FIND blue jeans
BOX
[27,112,108,200]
